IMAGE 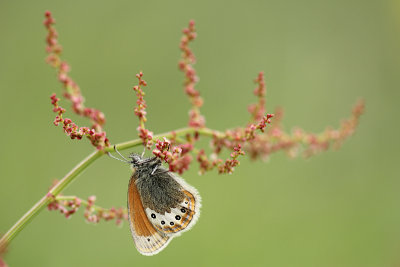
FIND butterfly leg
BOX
[151,166,158,175]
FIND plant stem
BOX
[0,150,102,246]
[0,127,220,247]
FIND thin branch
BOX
[52,196,128,224]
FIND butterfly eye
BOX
[130,154,141,163]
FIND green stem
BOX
[0,127,219,247]
[0,150,102,247]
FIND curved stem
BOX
[0,150,102,246]
[0,127,219,247]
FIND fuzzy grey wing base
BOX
[141,171,201,237]
[136,168,185,214]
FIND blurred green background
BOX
[1,0,399,266]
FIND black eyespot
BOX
[161,220,165,225]
[185,201,188,204]
[175,215,181,220]
[147,238,150,241]
[151,213,156,219]
[170,222,174,226]
[181,208,186,213]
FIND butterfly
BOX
[109,149,201,255]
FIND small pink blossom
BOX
[50,94,110,149]
[152,138,194,174]
[47,194,127,225]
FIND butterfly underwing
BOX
[127,154,201,256]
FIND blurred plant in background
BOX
[0,10,363,264]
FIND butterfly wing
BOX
[127,176,172,256]
[143,172,201,237]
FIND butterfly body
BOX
[127,154,201,255]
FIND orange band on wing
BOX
[128,179,157,236]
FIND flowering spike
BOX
[49,94,109,149]
[47,194,128,225]
[44,12,109,150]
[179,20,205,128]
[132,72,154,149]
[248,72,267,122]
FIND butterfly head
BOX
[128,153,146,169]
[128,153,162,174]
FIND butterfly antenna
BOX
[107,152,129,163]
[115,145,130,161]
[107,145,130,163]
